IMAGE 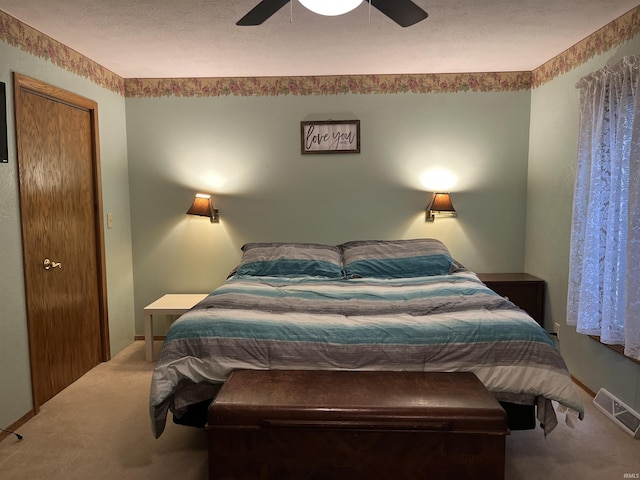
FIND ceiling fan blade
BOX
[237,0,290,26]
[370,0,428,27]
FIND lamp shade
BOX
[430,193,456,213]
[298,0,363,16]
[426,192,456,222]
[187,193,212,217]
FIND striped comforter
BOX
[150,271,584,437]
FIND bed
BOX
[150,239,584,438]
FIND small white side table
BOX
[143,293,208,361]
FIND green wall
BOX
[1,12,639,434]
[126,90,531,334]
[0,41,135,431]
[526,37,640,412]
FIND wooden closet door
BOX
[14,74,108,409]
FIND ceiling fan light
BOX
[298,0,363,16]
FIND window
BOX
[567,55,640,361]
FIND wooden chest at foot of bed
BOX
[206,370,509,480]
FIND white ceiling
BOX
[0,0,637,79]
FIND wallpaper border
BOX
[124,72,532,98]
[0,5,638,98]
[0,10,124,95]
[532,5,640,88]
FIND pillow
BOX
[235,242,344,278]
[340,239,455,279]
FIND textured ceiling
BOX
[0,0,637,79]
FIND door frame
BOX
[13,73,110,410]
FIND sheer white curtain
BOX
[567,55,640,361]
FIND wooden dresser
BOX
[477,273,545,327]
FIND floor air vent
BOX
[593,388,640,439]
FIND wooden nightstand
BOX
[477,273,545,327]
[143,293,208,361]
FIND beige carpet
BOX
[0,341,638,479]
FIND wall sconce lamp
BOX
[426,192,457,222]
[187,193,219,223]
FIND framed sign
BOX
[301,120,360,154]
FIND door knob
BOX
[43,258,62,270]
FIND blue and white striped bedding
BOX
[150,270,584,438]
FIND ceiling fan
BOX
[237,0,428,28]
